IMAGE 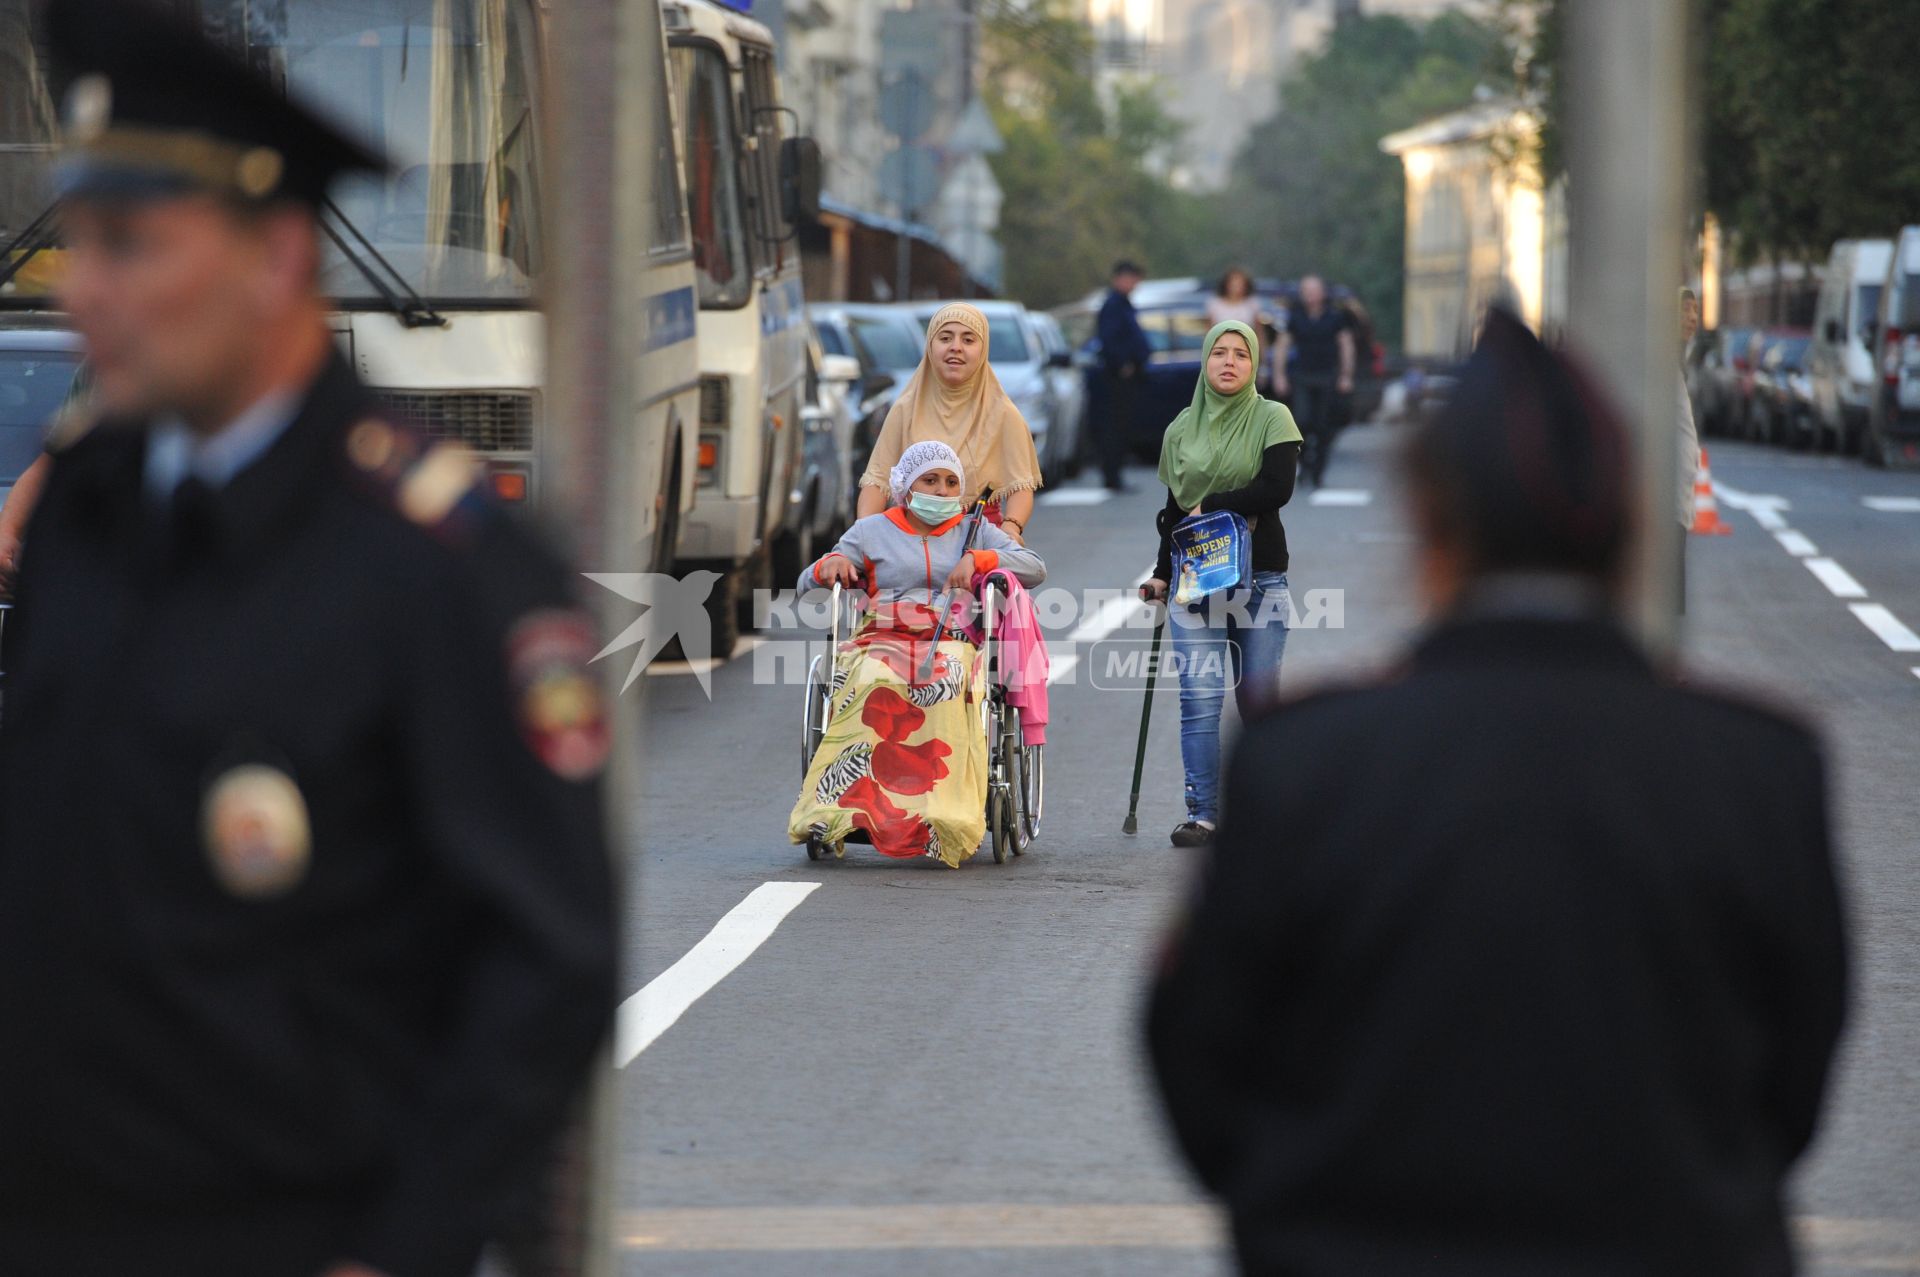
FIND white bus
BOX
[664,0,820,655]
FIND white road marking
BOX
[616,882,820,1066]
[1912,667,1920,681]
[1863,496,1920,513]
[1773,530,1818,557]
[1804,558,1868,599]
[1712,481,1790,530]
[1309,488,1372,506]
[1048,571,1152,685]
[1850,604,1920,653]
[1039,488,1113,507]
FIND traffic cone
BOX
[1691,447,1733,536]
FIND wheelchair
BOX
[800,578,1043,864]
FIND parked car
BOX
[1808,239,1892,454]
[774,332,863,584]
[908,300,1064,487]
[1027,309,1086,484]
[808,302,925,486]
[1726,327,1779,439]
[1865,225,1920,468]
[1750,330,1814,447]
[0,321,85,507]
[1686,329,1727,435]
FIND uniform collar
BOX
[143,387,304,503]
[142,350,363,558]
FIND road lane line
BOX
[616,882,820,1066]
[1049,571,1152,685]
[1309,488,1371,506]
[1713,481,1790,530]
[1863,496,1920,513]
[1038,488,1113,506]
[1850,604,1920,653]
[1804,558,1867,599]
[1773,530,1818,556]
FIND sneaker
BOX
[1170,820,1215,848]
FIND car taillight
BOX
[1886,328,1905,384]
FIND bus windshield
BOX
[205,0,544,305]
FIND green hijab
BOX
[1158,320,1302,511]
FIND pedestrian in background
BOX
[1678,286,1703,612]
[1207,267,1277,394]
[1140,321,1301,848]
[0,4,617,1274]
[1205,267,1262,328]
[1147,309,1848,1277]
[1272,273,1355,486]
[856,302,1044,541]
[1096,259,1153,493]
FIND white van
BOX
[1808,239,1892,454]
[665,0,821,655]
[1867,226,1920,469]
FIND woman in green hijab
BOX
[1140,320,1303,847]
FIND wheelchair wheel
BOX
[989,701,1028,863]
[1019,744,1043,843]
[800,653,831,779]
[804,831,827,863]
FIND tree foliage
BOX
[1204,12,1506,350]
[983,0,1213,309]
[1507,0,1920,268]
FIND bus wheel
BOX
[704,566,742,660]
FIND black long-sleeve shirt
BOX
[1153,440,1300,581]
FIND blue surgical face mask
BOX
[908,490,964,523]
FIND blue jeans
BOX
[1168,571,1289,825]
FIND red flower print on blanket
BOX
[837,775,931,855]
[871,736,951,795]
[861,686,925,742]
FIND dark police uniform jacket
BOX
[0,352,618,1277]
[1147,613,1848,1277]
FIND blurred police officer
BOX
[1147,310,1848,1276]
[0,3,617,1275]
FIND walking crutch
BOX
[1121,597,1168,836]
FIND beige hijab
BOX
[859,303,1044,501]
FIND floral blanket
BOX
[788,615,987,868]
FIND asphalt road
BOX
[616,423,1920,1276]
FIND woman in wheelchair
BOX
[790,442,1045,866]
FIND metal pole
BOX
[1563,0,1691,654]
[896,162,912,302]
[541,0,642,1271]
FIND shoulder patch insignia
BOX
[507,610,611,782]
[344,415,488,541]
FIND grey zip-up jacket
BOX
[798,506,1045,604]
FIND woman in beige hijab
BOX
[856,303,1044,542]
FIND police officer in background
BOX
[0,3,617,1275]
[1147,310,1848,1276]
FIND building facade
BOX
[1381,97,1568,362]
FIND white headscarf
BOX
[888,440,965,507]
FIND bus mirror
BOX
[781,137,823,228]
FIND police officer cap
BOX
[43,0,387,208]
[1411,308,1632,579]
